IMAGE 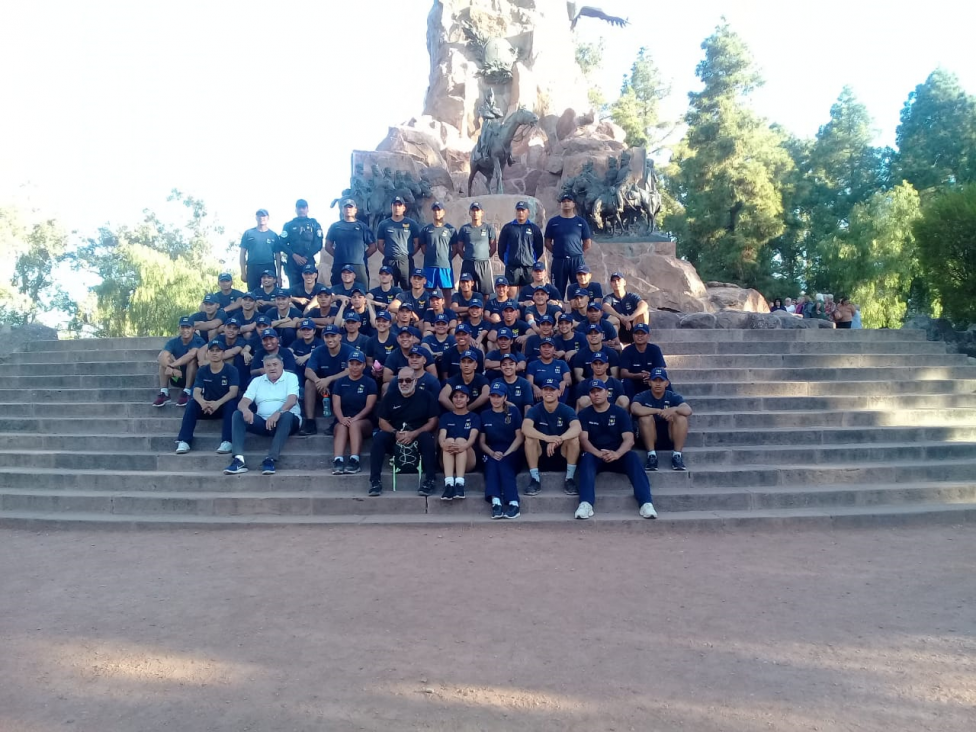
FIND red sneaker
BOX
[153,393,171,408]
[176,392,189,407]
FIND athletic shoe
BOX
[152,393,170,408]
[491,504,505,519]
[224,457,247,475]
[176,392,190,407]
[299,419,317,436]
[420,478,436,497]
[505,503,521,519]
[261,458,276,475]
[368,480,383,497]
[454,485,466,499]
[323,421,335,436]
[440,485,455,501]
[671,453,687,471]
[332,458,345,475]
[524,477,542,496]
[639,502,658,519]
[216,441,232,454]
[345,457,361,475]
[563,476,578,495]
[174,441,190,455]
[574,501,594,520]
[646,453,658,471]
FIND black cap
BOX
[392,196,405,205]
[469,201,482,210]
[295,199,308,208]
[342,198,357,208]
[559,193,573,202]
[515,200,529,210]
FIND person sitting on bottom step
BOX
[630,367,693,472]
[330,350,378,476]
[480,381,525,519]
[576,378,656,520]
[520,377,582,497]
[437,384,481,501]
[174,338,240,455]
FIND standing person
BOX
[368,367,440,497]
[576,379,657,520]
[544,194,593,299]
[437,385,481,501]
[376,196,421,288]
[498,200,544,300]
[323,198,375,288]
[280,199,325,288]
[480,381,524,519]
[154,317,205,407]
[240,209,282,291]
[832,297,857,329]
[631,368,692,472]
[330,350,378,475]
[419,202,458,302]
[223,353,301,476]
[174,339,240,455]
[456,201,497,296]
[521,378,582,496]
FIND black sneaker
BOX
[491,504,505,519]
[419,479,436,497]
[563,476,578,496]
[505,503,521,519]
[524,477,542,496]
[332,458,345,475]
[261,458,276,475]
[368,480,383,497]
[454,484,465,499]
[223,457,247,475]
[671,453,687,471]
[299,419,317,436]
[345,457,361,475]
[646,453,658,471]
[440,484,455,501]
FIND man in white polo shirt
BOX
[224,353,302,476]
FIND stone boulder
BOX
[376,126,448,169]
[714,310,752,329]
[679,313,717,329]
[705,284,770,313]
[648,311,680,330]
[747,312,783,330]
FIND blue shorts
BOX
[424,267,454,290]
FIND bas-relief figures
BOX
[561,153,663,237]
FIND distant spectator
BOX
[832,297,857,329]
[824,294,836,319]
[770,298,786,312]
[851,304,862,329]
[784,297,796,314]
[811,301,829,320]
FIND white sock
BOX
[234,454,244,462]
[566,464,577,479]
[445,477,455,486]
[492,497,502,506]
[648,450,657,457]
[349,454,359,462]
[160,388,168,395]
[455,478,465,486]
[509,501,519,507]
[673,451,682,457]
[183,388,191,395]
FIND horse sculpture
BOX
[468,107,539,196]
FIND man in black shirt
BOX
[631,367,692,472]
[498,200,544,299]
[280,199,325,288]
[174,339,240,455]
[324,198,376,287]
[369,367,439,497]
[376,196,421,288]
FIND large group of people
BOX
[156,197,695,521]
[769,294,861,328]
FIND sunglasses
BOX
[398,378,415,384]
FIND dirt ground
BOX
[1,524,974,732]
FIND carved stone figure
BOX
[567,2,629,29]
[462,21,520,83]
[468,107,539,195]
[560,152,662,237]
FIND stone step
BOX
[2,458,974,491]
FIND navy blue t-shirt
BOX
[188,308,227,328]
[484,350,526,381]
[526,358,571,387]
[341,332,369,352]
[480,405,523,451]
[544,215,592,258]
[485,296,519,321]
[193,363,240,401]
[443,346,485,379]
[164,335,206,360]
[554,331,586,357]
[397,289,431,315]
[326,219,375,265]
[525,401,578,437]
[290,336,325,360]
[377,217,421,258]
[423,308,458,327]
[579,404,634,451]
[446,373,490,402]
[576,319,617,342]
[332,374,378,417]
[575,281,604,303]
[604,291,644,317]
[422,333,456,362]
[620,343,666,375]
[439,411,481,440]
[575,376,626,406]
[369,285,402,307]
[240,228,281,264]
[519,283,562,303]
[491,320,532,347]
[523,303,562,322]
[465,319,491,344]
[452,291,479,313]
[420,223,457,269]
[524,333,557,363]
[307,343,353,378]
[252,347,299,377]
[457,223,496,261]
[415,372,442,394]
[571,348,621,379]
[365,333,397,366]
[215,334,247,353]
[385,347,431,375]
[213,289,245,309]
[633,388,686,411]
[499,377,534,414]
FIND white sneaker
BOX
[175,441,190,455]
[216,441,233,454]
[639,502,658,519]
[574,501,594,520]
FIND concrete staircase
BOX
[2,328,976,530]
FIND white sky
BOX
[2,0,974,257]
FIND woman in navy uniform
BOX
[480,381,525,519]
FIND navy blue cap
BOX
[559,193,574,202]
[302,264,318,274]
[392,196,405,205]
[348,350,365,362]
[468,296,484,307]
[451,384,471,396]
[208,338,224,349]
[396,326,414,337]
[407,326,422,339]
[411,268,425,278]
[379,265,394,275]
[515,200,529,209]
[532,286,550,296]
[502,301,517,310]
[298,318,315,330]
[538,315,554,324]
[587,351,608,363]
[586,323,603,334]
[587,379,607,391]
[459,272,474,281]
[455,323,472,334]
[558,313,573,322]
[296,198,309,208]
[570,286,588,298]
[202,293,217,304]
[344,312,361,323]
[500,352,518,362]
[541,377,559,389]
[224,317,240,327]
[341,198,356,208]
[633,323,650,334]
[431,201,444,210]
[260,328,278,339]
[586,301,601,311]
[408,346,426,357]
[311,284,328,296]
[490,381,508,396]
[322,325,341,336]
[460,349,478,361]
[179,316,193,327]
[376,309,392,320]
[469,201,482,210]
[241,291,256,300]
[397,301,413,312]
[576,265,591,274]
[610,271,625,280]
[260,269,276,278]
[650,367,669,381]
[255,315,271,325]
[434,313,449,324]
[275,288,290,298]
[429,288,444,299]
[532,261,546,271]
[496,327,513,339]
[494,276,508,287]
[539,336,555,345]
[218,272,233,281]
[341,264,355,273]
[349,286,365,295]
[256,208,269,217]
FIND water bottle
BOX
[322,392,332,418]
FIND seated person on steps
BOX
[520,377,582,497]
[630,367,692,472]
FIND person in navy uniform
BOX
[240,209,282,291]
[376,196,422,288]
[522,285,562,327]
[174,339,240,456]
[213,272,245,313]
[236,292,262,342]
[290,264,326,311]
[442,325,485,379]
[301,324,353,436]
[154,316,206,407]
[214,317,254,391]
[576,301,619,349]
[619,323,666,397]
[526,337,571,402]
[575,379,657,521]
[496,353,535,416]
[480,381,525,518]
[324,198,375,288]
[280,198,325,288]
[419,201,458,302]
[421,289,458,335]
[437,384,481,501]
[367,265,402,311]
[451,272,479,319]
[518,261,562,309]
[524,315,557,362]
[573,264,603,304]
[187,293,227,342]
[498,200,544,300]
[544,194,592,299]
[440,349,490,412]
[456,201,497,296]
[369,367,440,497]
[572,324,621,381]
[391,269,431,324]
[554,313,585,364]
[631,367,692,472]
[484,326,526,380]
[574,351,628,410]
[288,318,325,372]
[521,377,582,496]
[251,328,299,380]
[330,350,378,476]
[365,309,397,377]
[603,272,649,344]
[254,270,280,312]
[267,288,302,347]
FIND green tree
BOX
[895,68,976,193]
[0,206,73,325]
[669,23,792,289]
[914,184,976,325]
[610,47,672,150]
[575,39,607,110]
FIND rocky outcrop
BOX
[706,283,770,313]
[0,323,58,359]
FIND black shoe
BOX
[524,477,542,496]
[299,419,317,436]
[505,503,521,519]
[261,458,276,475]
[563,476,578,496]
[368,480,382,497]
[332,458,345,475]
[323,421,335,436]
[646,453,658,472]
[671,453,687,471]
[345,457,361,475]
[454,484,465,499]
[440,484,455,501]
[419,478,436,497]
[491,504,505,519]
